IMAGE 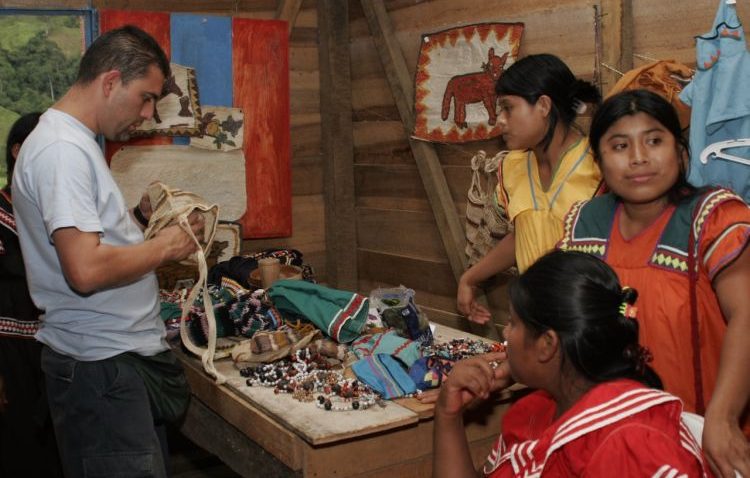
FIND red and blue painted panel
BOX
[100,10,291,238]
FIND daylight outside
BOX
[0,13,85,188]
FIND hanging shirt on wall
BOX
[681,0,750,201]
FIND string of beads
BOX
[240,347,379,412]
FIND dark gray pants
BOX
[41,346,167,478]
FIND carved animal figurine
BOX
[441,48,509,129]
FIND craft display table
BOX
[176,325,517,478]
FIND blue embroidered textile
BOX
[351,354,417,399]
[680,0,750,201]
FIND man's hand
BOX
[155,212,205,263]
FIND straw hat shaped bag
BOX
[143,182,225,382]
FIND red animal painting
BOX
[441,48,509,129]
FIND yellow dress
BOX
[495,137,601,272]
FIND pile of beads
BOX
[239,347,328,388]
[314,378,379,412]
[239,347,379,412]
[421,338,504,362]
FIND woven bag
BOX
[142,182,225,382]
[465,150,513,266]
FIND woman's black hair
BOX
[496,53,601,152]
[589,89,703,204]
[5,112,42,187]
[509,250,662,389]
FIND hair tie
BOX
[619,301,638,319]
[619,286,638,319]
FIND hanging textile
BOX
[680,0,750,201]
[607,60,693,131]
[100,10,291,238]
[412,23,524,143]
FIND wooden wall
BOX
[5,0,750,336]
[347,0,750,335]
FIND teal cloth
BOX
[159,301,182,322]
[352,354,417,399]
[350,330,422,368]
[268,280,368,343]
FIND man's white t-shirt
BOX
[12,108,166,361]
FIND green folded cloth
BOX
[268,280,368,343]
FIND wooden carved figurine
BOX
[441,48,509,129]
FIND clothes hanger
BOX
[700,139,750,166]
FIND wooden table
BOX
[176,325,517,478]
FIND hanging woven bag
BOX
[143,182,224,382]
[465,150,513,266]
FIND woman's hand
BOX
[702,413,750,478]
[435,352,511,418]
[457,278,492,324]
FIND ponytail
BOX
[496,54,601,151]
[510,250,663,389]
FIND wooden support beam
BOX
[276,0,303,36]
[600,0,634,93]
[359,0,466,279]
[359,0,497,338]
[318,0,358,290]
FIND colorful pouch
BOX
[351,354,417,399]
[408,356,454,390]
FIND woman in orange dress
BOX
[559,89,750,478]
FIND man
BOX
[12,26,203,477]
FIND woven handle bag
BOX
[142,182,225,383]
[465,150,513,266]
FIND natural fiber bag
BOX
[465,150,513,266]
[142,182,224,382]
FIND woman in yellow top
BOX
[458,54,603,323]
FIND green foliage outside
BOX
[0,14,83,189]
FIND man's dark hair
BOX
[77,25,170,85]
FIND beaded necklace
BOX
[421,337,504,361]
[240,347,379,412]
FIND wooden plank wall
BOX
[5,0,750,334]
[348,0,750,333]
[350,0,600,332]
